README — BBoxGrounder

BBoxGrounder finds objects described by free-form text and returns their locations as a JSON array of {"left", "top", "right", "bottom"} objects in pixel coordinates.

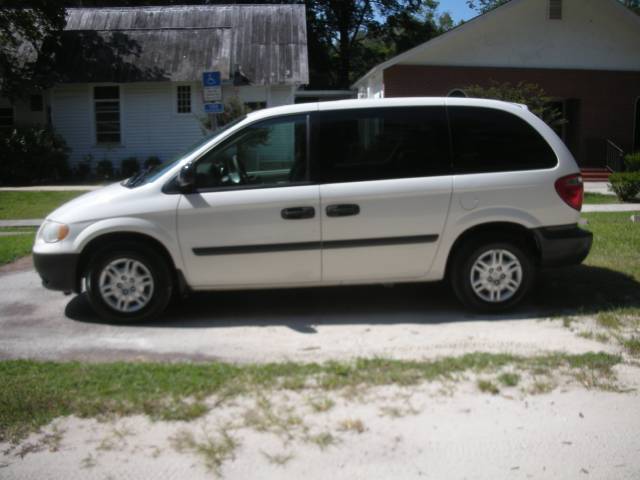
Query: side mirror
[{"left": 177, "top": 162, "right": 196, "bottom": 192}]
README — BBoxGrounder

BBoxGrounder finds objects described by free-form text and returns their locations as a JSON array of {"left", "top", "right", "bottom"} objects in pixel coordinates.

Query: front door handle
[
  {"left": 326, "top": 204, "right": 360, "bottom": 217},
  {"left": 281, "top": 206, "right": 316, "bottom": 220}
]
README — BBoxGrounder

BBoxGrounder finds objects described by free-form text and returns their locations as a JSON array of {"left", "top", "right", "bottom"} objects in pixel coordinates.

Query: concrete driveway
[{"left": 0, "top": 257, "right": 620, "bottom": 364}]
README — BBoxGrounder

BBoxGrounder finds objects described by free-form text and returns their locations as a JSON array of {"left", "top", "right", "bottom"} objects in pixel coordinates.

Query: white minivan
[{"left": 34, "top": 98, "right": 592, "bottom": 321}]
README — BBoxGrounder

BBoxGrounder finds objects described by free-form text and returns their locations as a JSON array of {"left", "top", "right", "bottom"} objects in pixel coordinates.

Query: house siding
[
  {"left": 384, "top": 65, "right": 640, "bottom": 166},
  {"left": 394, "top": 0, "right": 640, "bottom": 72},
  {"left": 52, "top": 82, "right": 296, "bottom": 167}
]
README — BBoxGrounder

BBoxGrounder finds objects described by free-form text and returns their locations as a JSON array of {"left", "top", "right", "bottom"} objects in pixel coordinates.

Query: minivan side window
[
  {"left": 194, "top": 114, "right": 307, "bottom": 190},
  {"left": 448, "top": 107, "right": 557, "bottom": 174},
  {"left": 313, "top": 107, "right": 450, "bottom": 183}
]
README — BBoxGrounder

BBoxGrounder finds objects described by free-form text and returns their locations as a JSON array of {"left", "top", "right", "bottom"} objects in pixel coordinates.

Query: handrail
[{"left": 605, "top": 139, "right": 625, "bottom": 173}]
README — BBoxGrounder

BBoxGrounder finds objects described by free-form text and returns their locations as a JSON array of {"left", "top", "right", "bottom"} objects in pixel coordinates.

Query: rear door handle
[
  {"left": 326, "top": 204, "right": 360, "bottom": 217},
  {"left": 281, "top": 206, "right": 316, "bottom": 220}
]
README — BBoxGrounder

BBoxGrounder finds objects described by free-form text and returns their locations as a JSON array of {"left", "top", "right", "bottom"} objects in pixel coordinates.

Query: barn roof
[{"left": 62, "top": 4, "right": 308, "bottom": 85}]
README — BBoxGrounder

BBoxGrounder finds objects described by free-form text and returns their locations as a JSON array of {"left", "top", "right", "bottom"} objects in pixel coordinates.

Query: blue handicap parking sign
[
  {"left": 204, "top": 102, "right": 224, "bottom": 114},
  {"left": 202, "top": 71, "right": 221, "bottom": 87}
]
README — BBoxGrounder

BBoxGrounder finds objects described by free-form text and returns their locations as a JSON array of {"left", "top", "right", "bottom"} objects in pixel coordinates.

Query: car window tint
[
  {"left": 313, "top": 107, "right": 450, "bottom": 183},
  {"left": 195, "top": 115, "right": 307, "bottom": 190},
  {"left": 448, "top": 106, "right": 557, "bottom": 174}
]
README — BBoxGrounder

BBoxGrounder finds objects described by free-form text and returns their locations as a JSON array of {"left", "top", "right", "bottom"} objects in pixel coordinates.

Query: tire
[
  {"left": 85, "top": 243, "right": 173, "bottom": 322},
  {"left": 450, "top": 239, "right": 535, "bottom": 312}
]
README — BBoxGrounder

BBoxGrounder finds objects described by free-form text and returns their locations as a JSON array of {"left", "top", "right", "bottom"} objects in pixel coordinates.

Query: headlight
[{"left": 40, "top": 221, "right": 70, "bottom": 243}]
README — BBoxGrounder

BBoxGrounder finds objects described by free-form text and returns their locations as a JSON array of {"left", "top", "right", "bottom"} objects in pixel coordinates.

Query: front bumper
[
  {"left": 33, "top": 253, "right": 80, "bottom": 293},
  {"left": 532, "top": 224, "right": 593, "bottom": 268}
]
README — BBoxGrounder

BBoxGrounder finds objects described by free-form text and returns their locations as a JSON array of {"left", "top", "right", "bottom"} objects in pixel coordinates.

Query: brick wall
[{"left": 384, "top": 65, "right": 640, "bottom": 166}]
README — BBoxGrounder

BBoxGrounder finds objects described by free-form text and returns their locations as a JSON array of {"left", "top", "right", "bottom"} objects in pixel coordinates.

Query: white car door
[
  {"left": 177, "top": 114, "right": 321, "bottom": 288},
  {"left": 314, "top": 105, "right": 453, "bottom": 282}
]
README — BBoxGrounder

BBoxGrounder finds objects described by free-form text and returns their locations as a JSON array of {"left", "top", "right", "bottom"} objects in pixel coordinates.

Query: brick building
[{"left": 352, "top": 0, "right": 640, "bottom": 168}]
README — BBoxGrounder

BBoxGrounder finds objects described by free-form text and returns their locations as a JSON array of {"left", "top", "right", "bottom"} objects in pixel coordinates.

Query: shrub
[
  {"left": 0, "top": 127, "right": 70, "bottom": 185},
  {"left": 74, "top": 162, "right": 91, "bottom": 180},
  {"left": 73, "top": 154, "right": 93, "bottom": 180},
  {"left": 624, "top": 152, "right": 640, "bottom": 172},
  {"left": 96, "top": 159, "right": 114, "bottom": 180},
  {"left": 144, "top": 156, "right": 162, "bottom": 169},
  {"left": 609, "top": 172, "right": 640, "bottom": 202},
  {"left": 120, "top": 157, "right": 140, "bottom": 178}
]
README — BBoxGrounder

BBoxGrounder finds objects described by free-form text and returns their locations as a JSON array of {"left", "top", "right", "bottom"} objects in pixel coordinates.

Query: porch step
[{"left": 581, "top": 168, "right": 611, "bottom": 182}]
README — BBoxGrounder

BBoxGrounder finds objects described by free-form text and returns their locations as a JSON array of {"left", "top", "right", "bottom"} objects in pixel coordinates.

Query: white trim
[
  {"left": 351, "top": 0, "right": 640, "bottom": 89},
  {"left": 92, "top": 83, "right": 123, "bottom": 147}
]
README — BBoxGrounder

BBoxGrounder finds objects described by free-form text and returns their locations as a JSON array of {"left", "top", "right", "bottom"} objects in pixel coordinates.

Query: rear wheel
[
  {"left": 85, "top": 244, "right": 173, "bottom": 322},
  {"left": 451, "top": 240, "right": 535, "bottom": 312}
]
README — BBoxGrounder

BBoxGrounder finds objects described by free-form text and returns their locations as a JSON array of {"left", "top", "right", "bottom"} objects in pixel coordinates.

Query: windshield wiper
[{"left": 124, "top": 166, "right": 152, "bottom": 188}]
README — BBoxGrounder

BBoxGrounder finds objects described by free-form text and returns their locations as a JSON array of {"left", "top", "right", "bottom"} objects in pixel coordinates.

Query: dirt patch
[
  {"left": 2, "top": 383, "right": 639, "bottom": 480},
  {"left": 2, "top": 302, "right": 37, "bottom": 318}
]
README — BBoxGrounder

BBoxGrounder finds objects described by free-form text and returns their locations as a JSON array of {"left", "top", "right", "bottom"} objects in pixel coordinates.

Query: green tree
[
  {"left": 0, "top": 1, "right": 67, "bottom": 100},
  {"left": 466, "top": 0, "right": 508, "bottom": 14},
  {"left": 305, "top": 1, "right": 444, "bottom": 88}
]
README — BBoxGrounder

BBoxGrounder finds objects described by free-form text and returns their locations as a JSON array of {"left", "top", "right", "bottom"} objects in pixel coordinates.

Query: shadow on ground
[{"left": 65, "top": 264, "right": 640, "bottom": 329}]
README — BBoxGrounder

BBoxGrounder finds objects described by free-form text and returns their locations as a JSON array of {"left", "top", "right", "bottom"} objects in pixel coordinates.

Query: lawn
[
  {"left": 0, "top": 191, "right": 85, "bottom": 220},
  {"left": 0, "top": 352, "right": 620, "bottom": 443},
  {"left": 583, "top": 212, "right": 640, "bottom": 279},
  {"left": 583, "top": 192, "right": 619, "bottom": 204},
  {"left": 0, "top": 231, "right": 36, "bottom": 265},
  {"left": 533, "top": 212, "right": 640, "bottom": 315}
]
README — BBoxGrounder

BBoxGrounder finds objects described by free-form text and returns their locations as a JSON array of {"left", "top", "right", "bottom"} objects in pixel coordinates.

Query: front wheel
[
  {"left": 85, "top": 244, "right": 173, "bottom": 322},
  {"left": 451, "top": 240, "right": 535, "bottom": 312}
]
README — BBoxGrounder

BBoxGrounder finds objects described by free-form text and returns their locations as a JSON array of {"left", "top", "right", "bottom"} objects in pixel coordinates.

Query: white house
[{"left": 1, "top": 4, "right": 309, "bottom": 169}]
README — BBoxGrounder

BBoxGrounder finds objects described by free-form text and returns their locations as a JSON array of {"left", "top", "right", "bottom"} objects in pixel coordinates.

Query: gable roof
[
  {"left": 352, "top": 0, "right": 640, "bottom": 89},
  {"left": 62, "top": 4, "right": 308, "bottom": 85}
]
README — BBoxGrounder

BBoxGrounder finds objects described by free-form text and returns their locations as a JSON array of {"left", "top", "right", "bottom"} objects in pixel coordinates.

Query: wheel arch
[
  {"left": 444, "top": 221, "right": 541, "bottom": 279},
  {"left": 75, "top": 231, "right": 185, "bottom": 295}
]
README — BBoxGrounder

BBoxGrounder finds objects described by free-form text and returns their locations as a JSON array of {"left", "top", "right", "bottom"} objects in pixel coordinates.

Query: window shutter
[{"left": 549, "top": 0, "right": 562, "bottom": 20}]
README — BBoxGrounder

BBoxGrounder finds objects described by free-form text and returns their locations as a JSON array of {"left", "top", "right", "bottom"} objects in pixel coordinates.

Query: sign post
[{"left": 202, "top": 71, "right": 223, "bottom": 129}]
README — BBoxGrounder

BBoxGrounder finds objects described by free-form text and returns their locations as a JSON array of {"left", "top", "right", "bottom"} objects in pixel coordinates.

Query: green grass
[
  {"left": 622, "top": 337, "right": 640, "bottom": 356},
  {"left": 497, "top": 372, "right": 520, "bottom": 387},
  {"left": 477, "top": 379, "right": 499, "bottom": 394},
  {"left": 0, "top": 191, "right": 84, "bottom": 220},
  {"left": 0, "top": 232, "right": 35, "bottom": 265},
  {"left": 583, "top": 192, "right": 620, "bottom": 204},
  {"left": 0, "top": 352, "right": 621, "bottom": 443},
  {"left": 537, "top": 212, "right": 640, "bottom": 314},
  {"left": 584, "top": 212, "right": 640, "bottom": 279}
]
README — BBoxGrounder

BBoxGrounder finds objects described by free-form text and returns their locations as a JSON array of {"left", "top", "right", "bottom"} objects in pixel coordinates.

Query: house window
[
  {"left": 0, "top": 107, "right": 13, "bottom": 129},
  {"left": 30, "top": 94, "right": 43, "bottom": 112},
  {"left": 549, "top": 0, "right": 562, "bottom": 20},
  {"left": 94, "top": 86, "right": 121, "bottom": 144},
  {"left": 177, "top": 85, "right": 191, "bottom": 113}
]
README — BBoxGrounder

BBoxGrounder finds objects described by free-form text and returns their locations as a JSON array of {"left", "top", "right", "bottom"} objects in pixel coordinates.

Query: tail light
[{"left": 555, "top": 173, "right": 584, "bottom": 211}]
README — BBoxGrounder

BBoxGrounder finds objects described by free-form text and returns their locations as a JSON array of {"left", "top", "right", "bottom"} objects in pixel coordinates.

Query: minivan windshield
[{"left": 124, "top": 115, "right": 247, "bottom": 188}]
